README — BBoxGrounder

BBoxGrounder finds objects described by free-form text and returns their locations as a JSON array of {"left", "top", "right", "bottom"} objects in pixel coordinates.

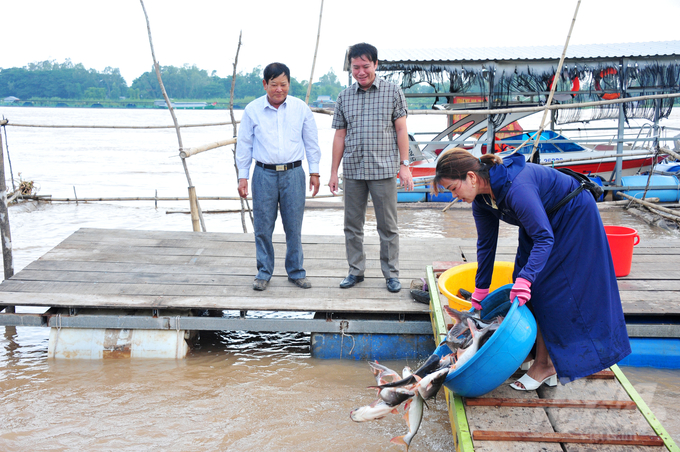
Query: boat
[
  {"left": 406, "top": 112, "right": 665, "bottom": 183},
  {"left": 310, "top": 95, "right": 335, "bottom": 110},
  {"left": 154, "top": 100, "right": 211, "bottom": 110}
]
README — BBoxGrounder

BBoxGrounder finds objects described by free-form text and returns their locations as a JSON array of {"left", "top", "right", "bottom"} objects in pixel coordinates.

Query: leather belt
[{"left": 256, "top": 160, "right": 302, "bottom": 171}]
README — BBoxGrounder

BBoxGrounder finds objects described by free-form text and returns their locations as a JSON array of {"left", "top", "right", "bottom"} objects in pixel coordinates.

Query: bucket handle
[{"left": 633, "top": 233, "right": 640, "bottom": 246}]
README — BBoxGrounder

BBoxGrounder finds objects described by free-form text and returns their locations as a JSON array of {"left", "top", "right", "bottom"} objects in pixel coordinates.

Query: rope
[
  {"left": 175, "top": 315, "right": 182, "bottom": 360},
  {"left": 5, "top": 121, "right": 239, "bottom": 129},
  {"left": 1, "top": 121, "right": 15, "bottom": 193},
  {"left": 51, "top": 313, "right": 62, "bottom": 358},
  {"left": 339, "top": 320, "right": 355, "bottom": 358}
]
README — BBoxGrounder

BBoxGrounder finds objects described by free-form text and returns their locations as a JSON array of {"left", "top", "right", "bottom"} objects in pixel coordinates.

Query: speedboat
[{"left": 407, "top": 112, "right": 663, "bottom": 182}]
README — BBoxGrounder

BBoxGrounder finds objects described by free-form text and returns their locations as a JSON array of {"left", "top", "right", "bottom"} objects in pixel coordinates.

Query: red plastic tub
[{"left": 604, "top": 225, "right": 640, "bottom": 277}]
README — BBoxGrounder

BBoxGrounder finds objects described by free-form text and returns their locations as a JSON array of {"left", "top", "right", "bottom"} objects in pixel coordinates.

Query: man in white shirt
[{"left": 236, "top": 63, "right": 321, "bottom": 291}]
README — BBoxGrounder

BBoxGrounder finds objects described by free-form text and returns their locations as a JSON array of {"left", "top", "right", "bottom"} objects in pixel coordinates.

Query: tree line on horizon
[{"left": 0, "top": 59, "right": 347, "bottom": 104}]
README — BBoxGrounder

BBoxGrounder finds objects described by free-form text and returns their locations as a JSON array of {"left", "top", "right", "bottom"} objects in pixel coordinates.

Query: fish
[
  {"left": 414, "top": 367, "right": 450, "bottom": 400},
  {"left": 367, "top": 361, "right": 415, "bottom": 406},
  {"left": 376, "top": 354, "right": 440, "bottom": 389},
  {"left": 453, "top": 319, "right": 495, "bottom": 369},
  {"left": 350, "top": 399, "right": 400, "bottom": 422},
  {"left": 438, "top": 353, "right": 456, "bottom": 368},
  {"left": 390, "top": 395, "right": 424, "bottom": 451},
  {"left": 390, "top": 367, "right": 425, "bottom": 451},
  {"left": 368, "top": 361, "right": 401, "bottom": 385}
]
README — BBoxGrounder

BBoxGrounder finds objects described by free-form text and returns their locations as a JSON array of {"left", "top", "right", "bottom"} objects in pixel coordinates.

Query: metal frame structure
[{"left": 0, "top": 308, "right": 432, "bottom": 335}]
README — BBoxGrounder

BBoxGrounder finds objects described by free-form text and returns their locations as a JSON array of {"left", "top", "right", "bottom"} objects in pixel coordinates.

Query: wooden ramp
[{"left": 425, "top": 266, "right": 678, "bottom": 452}]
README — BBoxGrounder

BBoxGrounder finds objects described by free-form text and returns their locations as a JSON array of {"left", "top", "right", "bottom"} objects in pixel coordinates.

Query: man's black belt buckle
[{"left": 257, "top": 160, "right": 301, "bottom": 171}]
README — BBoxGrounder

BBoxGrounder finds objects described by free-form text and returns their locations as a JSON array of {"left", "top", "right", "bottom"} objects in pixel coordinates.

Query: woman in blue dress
[{"left": 433, "top": 149, "right": 630, "bottom": 389}]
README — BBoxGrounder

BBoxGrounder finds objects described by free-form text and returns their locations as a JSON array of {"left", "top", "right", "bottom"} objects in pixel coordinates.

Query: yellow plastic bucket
[{"left": 438, "top": 261, "right": 515, "bottom": 310}]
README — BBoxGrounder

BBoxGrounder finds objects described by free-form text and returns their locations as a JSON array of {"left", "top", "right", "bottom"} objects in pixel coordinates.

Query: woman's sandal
[{"left": 510, "top": 373, "right": 557, "bottom": 391}]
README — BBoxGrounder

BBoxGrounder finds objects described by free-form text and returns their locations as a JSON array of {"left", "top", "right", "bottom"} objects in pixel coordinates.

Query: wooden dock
[{"left": 0, "top": 227, "right": 678, "bottom": 337}]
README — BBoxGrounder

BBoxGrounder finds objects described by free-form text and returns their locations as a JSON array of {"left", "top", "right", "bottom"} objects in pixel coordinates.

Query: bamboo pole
[
  {"left": 140, "top": 0, "right": 206, "bottom": 232},
  {"left": 309, "top": 107, "right": 334, "bottom": 116},
  {"left": 616, "top": 192, "right": 680, "bottom": 220},
  {"left": 180, "top": 138, "right": 238, "bottom": 158},
  {"left": 229, "top": 31, "right": 254, "bottom": 233},
  {"left": 646, "top": 205, "right": 680, "bottom": 224},
  {"left": 0, "top": 121, "right": 15, "bottom": 313},
  {"left": 188, "top": 186, "right": 201, "bottom": 231},
  {"left": 18, "top": 193, "right": 341, "bottom": 202},
  {"left": 305, "top": 0, "right": 324, "bottom": 105},
  {"left": 525, "top": 0, "right": 581, "bottom": 160},
  {"left": 659, "top": 145, "right": 680, "bottom": 161}
]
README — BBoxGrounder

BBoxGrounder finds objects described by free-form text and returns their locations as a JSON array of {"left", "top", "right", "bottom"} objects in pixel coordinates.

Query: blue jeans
[{"left": 251, "top": 164, "right": 306, "bottom": 281}]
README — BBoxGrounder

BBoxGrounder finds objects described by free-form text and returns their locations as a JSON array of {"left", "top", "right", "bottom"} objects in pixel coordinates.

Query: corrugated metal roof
[{"left": 377, "top": 40, "right": 680, "bottom": 65}]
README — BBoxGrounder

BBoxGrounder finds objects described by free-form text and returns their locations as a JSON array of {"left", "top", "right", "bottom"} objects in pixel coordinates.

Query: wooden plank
[
  {"left": 537, "top": 374, "right": 666, "bottom": 452},
  {"left": 587, "top": 370, "right": 616, "bottom": 379},
  {"left": 0, "top": 291, "right": 433, "bottom": 313},
  {"left": 37, "top": 247, "right": 455, "bottom": 269},
  {"left": 428, "top": 266, "right": 475, "bottom": 452},
  {"left": 611, "top": 365, "right": 680, "bottom": 452},
  {"left": 465, "top": 383, "right": 562, "bottom": 452},
  {"left": 472, "top": 431, "right": 664, "bottom": 446},
  {"left": 616, "top": 279, "right": 680, "bottom": 291},
  {"left": 464, "top": 398, "right": 637, "bottom": 410},
  {"left": 0, "top": 279, "right": 433, "bottom": 301},
  {"left": 62, "top": 231, "right": 474, "bottom": 255},
  {"left": 68, "top": 228, "right": 481, "bottom": 252},
  {"left": 24, "top": 256, "right": 435, "bottom": 275}
]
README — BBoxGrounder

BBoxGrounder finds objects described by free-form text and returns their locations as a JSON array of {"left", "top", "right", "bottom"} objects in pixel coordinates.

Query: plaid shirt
[{"left": 332, "top": 78, "right": 407, "bottom": 180}]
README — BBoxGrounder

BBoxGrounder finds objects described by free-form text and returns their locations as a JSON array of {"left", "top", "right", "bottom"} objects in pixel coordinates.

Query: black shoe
[
  {"left": 386, "top": 278, "right": 401, "bottom": 293},
  {"left": 340, "top": 274, "right": 364, "bottom": 289},
  {"left": 410, "top": 289, "right": 430, "bottom": 304}
]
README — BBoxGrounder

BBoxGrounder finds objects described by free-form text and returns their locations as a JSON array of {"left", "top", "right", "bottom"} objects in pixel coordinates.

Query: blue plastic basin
[{"left": 434, "top": 284, "right": 537, "bottom": 397}]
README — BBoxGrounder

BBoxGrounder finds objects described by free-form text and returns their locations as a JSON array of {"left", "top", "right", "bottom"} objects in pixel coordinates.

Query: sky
[{"left": 2, "top": 0, "right": 680, "bottom": 86}]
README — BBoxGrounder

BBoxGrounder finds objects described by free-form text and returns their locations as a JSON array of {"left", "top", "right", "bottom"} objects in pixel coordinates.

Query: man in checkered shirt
[{"left": 329, "top": 42, "right": 414, "bottom": 293}]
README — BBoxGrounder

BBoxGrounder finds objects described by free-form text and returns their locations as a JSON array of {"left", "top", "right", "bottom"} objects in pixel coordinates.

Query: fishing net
[{"left": 379, "top": 61, "right": 680, "bottom": 124}]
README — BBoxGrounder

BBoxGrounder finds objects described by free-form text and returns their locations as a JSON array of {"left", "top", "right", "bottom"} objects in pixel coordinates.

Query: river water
[{"left": 0, "top": 106, "right": 678, "bottom": 450}]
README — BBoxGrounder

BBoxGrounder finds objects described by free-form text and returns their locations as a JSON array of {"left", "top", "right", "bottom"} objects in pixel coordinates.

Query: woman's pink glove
[
  {"left": 470, "top": 288, "right": 490, "bottom": 310},
  {"left": 510, "top": 277, "right": 532, "bottom": 306}
]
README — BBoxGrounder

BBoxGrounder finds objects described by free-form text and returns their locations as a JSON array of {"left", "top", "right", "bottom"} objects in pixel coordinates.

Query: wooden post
[
  {"left": 614, "top": 58, "right": 626, "bottom": 185},
  {"left": 527, "top": 0, "right": 581, "bottom": 161},
  {"left": 140, "top": 0, "right": 206, "bottom": 232},
  {"left": 0, "top": 122, "right": 15, "bottom": 313},
  {"left": 188, "top": 186, "right": 200, "bottom": 232},
  {"left": 305, "top": 0, "right": 324, "bottom": 105},
  {"left": 229, "top": 31, "right": 254, "bottom": 232}
]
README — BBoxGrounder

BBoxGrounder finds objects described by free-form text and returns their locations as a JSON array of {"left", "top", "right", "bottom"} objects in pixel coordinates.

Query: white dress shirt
[{"left": 236, "top": 94, "right": 321, "bottom": 179}]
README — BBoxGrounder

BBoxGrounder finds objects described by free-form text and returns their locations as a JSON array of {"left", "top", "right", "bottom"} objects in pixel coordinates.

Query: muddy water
[{"left": 0, "top": 107, "right": 679, "bottom": 450}]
